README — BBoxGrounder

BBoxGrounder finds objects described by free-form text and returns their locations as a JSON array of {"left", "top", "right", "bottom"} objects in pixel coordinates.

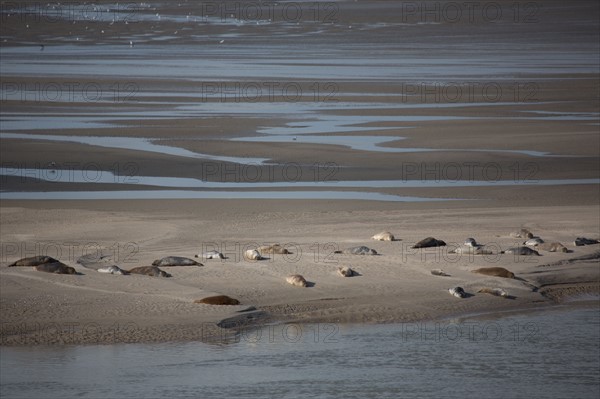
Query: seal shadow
[
  {"left": 505, "top": 295, "right": 517, "bottom": 300},
  {"left": 463, "top": 292, "right": 475, "bottom": 298},
  {"left": 305, "top": 281, "right": 316, "bottom": 288}
]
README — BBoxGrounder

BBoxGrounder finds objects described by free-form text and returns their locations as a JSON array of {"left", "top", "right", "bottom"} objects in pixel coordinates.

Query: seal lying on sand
[
  {"left": 128, "top": 266, "right": 171, "bottom": 277},
  {"left": 194, "top": 295, "right": 240, "bottom": 305},
  {"left": 195, "top": 250, "right": 225, "bottom": 259},
  {"left": 501, "top": 247, "right": 540, "bottom": 256},
  {"left": 334, "top": 246, "right": 378, "bottom": 255},
  {"left": 574, "top": 237, "right": 600, "bottom": 246},
  {"left": 471, "top": 267, "right": 515, "bottom": 279},
  {"left": 9, "top": 256, "right": 59, "bottom": 267},
  {"left": 524, "top": 238, "right": 544, "bottom": 246},
  {"left": 477, "top": 287, "right": 509, "bottom": 298},
  {"left": 431, "top": 269, "right": 451, "bottom": 277},
  {"left": 537, "top": 242, "right": 568, "bottom": 253},
  {"left": 35, "top": 262, "right": 76, "bottom": 274},
  {"left": 371, "top": 232, "right": 396, "bottom": 241},
  {"left": 98, "top": 265, "right": 128, "bottom": 275},
  {"left": 337, "top": 266, "right": 358, "bottom": 277},
  {"left": 244, "top": 249, "right": 263, "bottom": 261},
  {"left": 412, "top": 237, "right": 446, "bottom": 248},
  {"left": 448, "top": 287, "right": 466, "bottom": 298},
  {"left": 286, "top": 274, "right": 307, "bottom": 287},
  {"left": 464, "top": 238, "right": 480, "bottom": 247},
  {"left": 257, "top": 244, "right": 291, "bottom": 255},
  {"left": 510, "top": 229, "right": 534, "bottom": 239},
  {"left": 449, "top": 246, "right": 494, "bottom": 255},
  {"left": 152, "top": 257, "right": 202, "bottom": 266}
]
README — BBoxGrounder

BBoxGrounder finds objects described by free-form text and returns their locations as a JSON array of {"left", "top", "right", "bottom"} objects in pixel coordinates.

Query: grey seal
[
  {"left": 97, "top": 265, "right": 128, "bottom": 275},
  {"left": 337, "top": 266, "right": 358, "bottom": 277},
  {"left": 371, "top": 232, "right": 396, "bottom": 241},
  {"left": 152, "top": 257, "right": 202, "bottom": 266},
  {"left": 334, "top": 246, "right": 378, "bottom": 255},
  {"left": 9, "top": 256, "right": 59, "bottom": 267},
  {"left": 35, "top": 262, "right": 76, "bottom": 274},
  {"left": 412, "top": 237, "right": 446, "bottom": 249},
  {"left": 524, "top": 237, "right": 544, "bottom": 246},
  {"left": 471, "top": 267, "right": 515, "bottom": 279},
  {"left": 196, "top": 250, "right": 225, "bottom": 259},
  {"left": 450, "top": 246, "right": 494, "bottom": 255},
  {"left": 510, "top": 229, "right": 534, "bottom": 239},
  {"left": 257, "top": 244, "right": 291, "bottom": 255},
  {"left": 128, "top": 266, "right": 171, "bottom": 277},
  {"left": 537, "top": 242, "right": 568, "bottom": 253},
  {"left": 448, "top": 287, "right": 467, "bottom": 298},
  {"left": 244, "top": 249, "right": 263, "bottom": 260},
  {"left": 574, "top": 237, "right": 600, "bottom": 246},
  {"left": 464, "top": 238, "right": 479, "bottom": 247},
  {"left": 286, "top": 274, "right": 307, "bottom": 287},
  {"left": 195, "top": 295, "right": 240, "bottom": 305},
  {"left": 431, "top": 269, "right": 451, "bottom": 277},
  {"left": 501, "top": 247, "right": 540, "bottom": 256}
]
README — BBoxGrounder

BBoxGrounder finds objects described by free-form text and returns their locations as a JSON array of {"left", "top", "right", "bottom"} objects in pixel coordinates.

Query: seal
[
  {"left": 244, "top": 249, "right": 263, "bottom": 261},
  {"left": 152, "top": 257, "right": 202, "bottom": 266},
  {"left": 477, "top": 287, "right": 509, "bottom": 298},
  {"left": 537, "top": 242, "right": 568, "bottom": 253},
  {"left": 471, "top": 267, "right": 515, "bottom": 279},
  {"left": 524, "top": 237, "right": 544, "bottom": 246},
  {"left": 574, "top": 237, "right": 600, "bottom": 246},
  {"left": 431, "top": 269, "right": 451, "bottom": 277},
  {"left": 286, "top": 274, "right": 307, "bottom": 287},
  {"left": 195, "top": 250, "right": 225, "bottom": 259},
  {"left": 464, "top": 238, "right": 480, "bottom": 248},
  {"left": 35, "top": 262, "right": 76, "bottom": 274},
  {"left": 412, "top": 237, "right": 446, "bottom": 249},
  {"left": 510, "top": 228, "right": 534, "bottom": 239},
  {"left": 97, "top": 265, "right": 128, "bottom": 275},
  {"left": 371, "top": 232, "right": 396, "bottom": 241},
  {"left": 8, "top": 256, "right": 59, "bottom": 267},
  {"left": 127, "top": 266, "right": 171, "bottom": 277},
  {"left": 448, "top": 287, "right": 466, "bottom": 298},
  {"left": 194, "top": 295, "right": 240, "bottom": 305},
  {"left": 337, "top": 266, "right": 358, "bottom": 277},
  {"left": 334, "top": 246, "right": 378, "bottom": 255},
  {"left": 257, "top": 244, "right": 291, "bottom": 255},
  {"left": 501, "top": 247, "right": 540, "bottom": 256},
  {"left": 450, "top": 246, "right": 494, "bottom": 255}
]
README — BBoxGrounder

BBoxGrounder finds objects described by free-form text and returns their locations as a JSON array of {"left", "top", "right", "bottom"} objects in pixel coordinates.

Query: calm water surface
[{"left": 1, "top": 305, "right": 598, "bottom": 399}]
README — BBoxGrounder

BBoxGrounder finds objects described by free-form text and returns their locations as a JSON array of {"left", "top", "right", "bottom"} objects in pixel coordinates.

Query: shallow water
[{"left": 1, "top": 305, "right": 598, "bottom": 399}]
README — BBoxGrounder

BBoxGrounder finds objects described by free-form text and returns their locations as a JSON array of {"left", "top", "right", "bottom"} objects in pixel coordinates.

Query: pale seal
[
  {"left": 286, "top": 274, "right": 307, "bottom": 287},
  {"left": 524, "top": 237, "right": 544, "bottom": 246},
  {"left": 574, "top": 237, "right": 600, "bottom": 246},
  {"left": 431, "top": 269, "right": 451, "bottom": 277},
  {"left": 334, "top": 246, "right": 378, "bottom": 255},
  {"left": 448, "top": 287, "right": 466, "bottom": 298},
  {"left": 97, "top": 265, "right": 128, "bottom": 275},
  {"left": 152, "top": 257, "right": 202, "bottom": 266},
  {"left": 337, "top": 266, "right": 358, "bottom": 277},
  {"left": 195, "top": 250, "right": 225, "bottom": 259},
  {"left": 412, "top": 237, "right": 446, "bottom": 249},
  {"left": 127, "top": 266, "right": 171, "bottom": 277},
  {"left": 8, "top": 256, "right": 59, "bottom": 267},
  {"left": 537, "top": 242, "right": 568, "bottom": 253},
  {"left": 510, "top": 229, "right": 534, "bottom": 239},
  {"left": 501, "top": 247, "right": 540, "bottom": 256},
  {"left": 244, "top": 249, "right": 263, "bottom": 261},
  {"left": 471, "top": 267, "right": 515, "bottom": 279},
  {"left": 35, "top": 262, "right": 76, "bottom": 274},
  {"left": 257, "top": 244, "right": 291, "bottom": 255},
  {"left": 449, "top": 246, "right": 494, "bottom": 255},
  {"left": 464, "top": 238, "right": 479, "bottom": 247},
  {"left": 371, "top": 232, "right": 396, "bottom": 241},
  {"left": 477, "top": 287, "right": 509, "bottom": 298},
  {"left": 194, "top": 295, "right": 240, "bottom": 305}
]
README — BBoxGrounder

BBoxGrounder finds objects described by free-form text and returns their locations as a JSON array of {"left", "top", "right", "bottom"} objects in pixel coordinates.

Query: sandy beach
[{"left": 1, "top": 0, "right": 599, "bottom": 346}]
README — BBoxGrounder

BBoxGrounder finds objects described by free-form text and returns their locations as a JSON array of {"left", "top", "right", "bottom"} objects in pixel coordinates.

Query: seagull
[
  {"left": 129, "top": 40, "right": 134, "bottom": 47},
  {"left": 219, "top": 39, "right": 225, "bottom": 44},
  {"left": 40, "top": 44, "right": 44, "bottom": 51}
]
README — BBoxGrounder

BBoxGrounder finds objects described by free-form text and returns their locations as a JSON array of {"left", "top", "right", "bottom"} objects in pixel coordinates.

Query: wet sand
[{"left": 1, "top": 0, "right": 599, "bottom": 345}]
